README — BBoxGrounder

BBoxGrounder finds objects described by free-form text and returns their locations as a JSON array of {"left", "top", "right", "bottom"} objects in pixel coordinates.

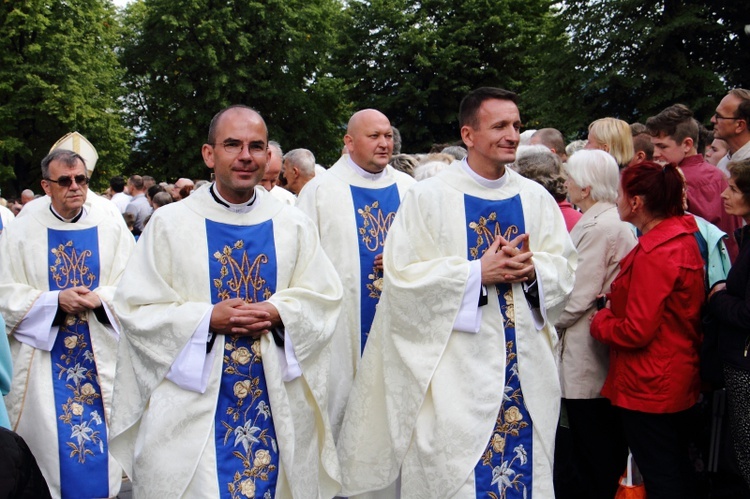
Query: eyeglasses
[
  {"left": 212, "top": 140, "right": 267, "bottom": 157},
  {"left": 713, "top": 112, "right": 741, "bottom": 121},
  {"left": 44, "top": 174, "right": 89, "bottom": 187}
]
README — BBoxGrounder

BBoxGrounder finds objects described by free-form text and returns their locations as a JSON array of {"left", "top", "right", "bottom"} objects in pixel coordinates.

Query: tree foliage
[
  {"left": 525, "top": 0, "right": 748, "bottom": 138},
  {"left": 0, "top": 0, "right": 131, "bottom": 196},
  {"left": 335, "top": 0, "right": 555, "bottom": 152},
  {"left": 120, "top": 0, "right": 348, "bottom": 179}
]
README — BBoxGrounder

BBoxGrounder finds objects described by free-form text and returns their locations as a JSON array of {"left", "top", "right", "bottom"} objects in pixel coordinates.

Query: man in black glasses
[
  {"left": 712, "top": 88, "right": 750, "bottom": 171},
  {"left": 0, "top": 149, "right": 136, "bottom": 498},
  {"left": 109, "top": 105, "right": 343, "bottom": 498}
]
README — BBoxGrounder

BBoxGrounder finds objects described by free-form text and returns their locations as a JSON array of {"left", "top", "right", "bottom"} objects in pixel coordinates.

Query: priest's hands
[
  {"left": 58, "top": 286, "right": 102, "bottom": 314},
  {"left": 480, "top": 234, "right": 536, "bottom": 285},
  {"left": 210, "top": 299, "right": 282, "bottom": 338}
]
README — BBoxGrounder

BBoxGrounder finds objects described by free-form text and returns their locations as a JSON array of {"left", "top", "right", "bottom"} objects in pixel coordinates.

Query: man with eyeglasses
[
  {"left": 647, "top": 103, "right": 743, "bottom": 260},
  {"left": 712, "top": 88, "right": 750, "bottom": 172},
  {"left": 109, "top": 104, "right": 343, "bottom": 498},
  {"left": 296, "top": 109, "right": 416, "bottom": 442},
  {"left": 0, "top": 148, "right": 136, "bottom": 498}
]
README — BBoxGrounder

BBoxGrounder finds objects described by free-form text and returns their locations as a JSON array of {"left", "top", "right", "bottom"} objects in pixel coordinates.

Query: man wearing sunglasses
[{"left": 0, "top": 149, "right": 136, "bottom": 498}]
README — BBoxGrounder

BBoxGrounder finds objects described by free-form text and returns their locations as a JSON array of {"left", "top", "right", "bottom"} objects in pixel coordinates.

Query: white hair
[
  {"left": 414, "top": 161, "right": 447, "bottom": 181},
  {"left": 564, "top": 149, "right": 619, "bottom": 203}
]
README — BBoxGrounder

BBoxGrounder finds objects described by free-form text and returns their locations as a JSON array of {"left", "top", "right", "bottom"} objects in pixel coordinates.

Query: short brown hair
[
  {"left": 728, "top": 158, "right": 750, "bottom": 205},
  {"left": 646, "top": 104, "right": 698, "bottom": 145}
]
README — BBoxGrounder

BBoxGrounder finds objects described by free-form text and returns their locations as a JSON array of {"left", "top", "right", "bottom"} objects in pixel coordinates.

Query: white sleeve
[
  {"left": 100, "top": 300, "right": 120, "bottom": 341},
  {"left": 277, "top": 330, "right": 302, "bottom": 382},
  {"left": 166, "top": 309, "right": 216, "bottom": 393},
  {"left": 453, "top": 260, "right": 483, "bottom": 333},
  {"left": 14, "top": 291, "right": 60, "bottom": 351}
]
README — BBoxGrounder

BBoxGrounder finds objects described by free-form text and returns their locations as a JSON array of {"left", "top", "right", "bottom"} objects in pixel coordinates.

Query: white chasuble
[
  {"left": 296, "top": 157, "right": 415, "bottom": 438},
  {"left": 0, "top": 203, "right": 135, "bottom": 499},
  {"left": 338, "top": 164, "right": 576, "bottom": 498},
  {"left": 110, "top": 186, "right": 343, "bottom": 499}
]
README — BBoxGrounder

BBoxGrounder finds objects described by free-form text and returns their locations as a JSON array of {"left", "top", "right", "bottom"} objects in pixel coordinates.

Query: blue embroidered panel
[
  {"left": 463, "top": 195, "right": 534, "bottom": 499},
  {"left": 350, "top": 184, "right": 401, "bottom": 354},
  {"left": 206, "top": 220, "right": 279, "bottom": 499},
  {"left": 47, "top": 227, "right": 109, "bottom": 499}
]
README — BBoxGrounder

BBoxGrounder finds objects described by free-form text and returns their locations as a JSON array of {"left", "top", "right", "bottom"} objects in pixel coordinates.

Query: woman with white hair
[{"left": 555, "top": 149, "right": 638, "bottom": 499}]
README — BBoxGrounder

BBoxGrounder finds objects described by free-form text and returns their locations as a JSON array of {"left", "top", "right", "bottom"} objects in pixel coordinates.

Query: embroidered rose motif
[
  {"left": 231, "top": 347, "right": 252, "bottom": 365},
  {"left": 80, "top": 383, "right": 96, "bottom": 397},
  {"left": 65, "top": 315, "right": 77, "bottom": 326},
  {"left": 251, "top": 340, "right": 261, "bottom": 358},
  {"left": 504, "top": 406, "right": 523, "bottom": 424},
  {"left": 491, "top": 434, "right": 506, "bottom": 453},
  {"left": 240, "top": 479, "right": 255, "bottom": 497},
  {"left": 234, "top": 380, "right": 252, "bottom": 399},
  {"left": 71, "top": 403, "right": 84, "bottom": 416},
  {"left": 64, "top": 335, "right": 78, "bottom": 349},
  {"left": 254, "top": 449, "right": 272, "bottom": 468}
]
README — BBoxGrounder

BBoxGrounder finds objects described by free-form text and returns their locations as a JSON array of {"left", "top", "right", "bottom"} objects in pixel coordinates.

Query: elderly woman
[
  {"left": 585, "top": 118, "right": 634, "bottom": 169},
  {"left": 708, "top": 158, "right": 750, "bottom": 488},
  {"left": 555, "top": 150, "right": 637, "bottom": 498},
  {"left": 591, "top": 161, "right": 704, "bottom": 499}
]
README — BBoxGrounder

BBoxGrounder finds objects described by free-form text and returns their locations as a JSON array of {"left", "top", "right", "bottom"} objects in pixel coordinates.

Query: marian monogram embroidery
[
  {"left": 50, "top": 241, "right": 96, "bottom": 289},
  {"left": 213, "top": 241, "right": 272, "bottom": 303},
  {"left": 210, "top": 236, "right": 278, "bottom": 499},
  {"left": 357, "top": 200, "right": 396, "bottom": 253},
  {"left": 468, "top": 212, "right": 520, "bottom": 260}
]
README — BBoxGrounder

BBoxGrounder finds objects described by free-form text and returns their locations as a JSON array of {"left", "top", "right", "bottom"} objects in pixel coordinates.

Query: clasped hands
[
  {"left": 210, "top": 299, "right": 281, "bottom": 338},
  {"left": 58, "top": 286, "right": 102, "bottom": 315},
  {"left": 480, "top": 234, "right": 535, "bottom": 285}
]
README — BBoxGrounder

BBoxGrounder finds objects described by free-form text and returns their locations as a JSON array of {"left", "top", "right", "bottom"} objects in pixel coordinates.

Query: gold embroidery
[
  {"left": 50, "top": 241, "right": 96, "bottom": 289},
  {"left": 213, "top": 241, "right": 272, "bottom": 303},
  {"left": 468, "top": 213, "right": 519, "bottom": 260},
  {"left": 366, "top": 266, "right": 384, "bottom": 299},
  {"left": 357, "top": 201, "right": 396, "bottom": 252}
]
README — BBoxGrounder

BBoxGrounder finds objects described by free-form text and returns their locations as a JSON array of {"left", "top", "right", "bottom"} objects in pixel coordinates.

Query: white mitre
[{"left": 49, "top": 132, "right": 99, "bottom": 176}]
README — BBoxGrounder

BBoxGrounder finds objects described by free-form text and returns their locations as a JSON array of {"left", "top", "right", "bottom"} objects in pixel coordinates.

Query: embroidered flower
[
  {"left": 256, "top": 401, "right": 271, "bottom": 420},
  {"left": 234, "top": 421, "right": 260, "bottom": 453},
  {"left": 64, "top": 335, "right": 78, "bottom": 349},
  {"left": 66, "top": 364, "right": 87, "bottom": 384},
  {"left": 251, "top": 340, "right": 261, "bottom": 358},
  {"left": 253, "top": 449, "right": 272, "bottom": 468},
  {"left": 65, "top": 315, "right": 77, "bottom": 326},
  {"left": 71, "top": 421, "right": 93, "bottom": 446},
  {"left": 233, "top": 380, "right": 252, "bottom": 399},
  {"left": 91, "top": 410, "right": 102, "bottom": 425},
  {"left": 514, "top": 444, "right": 528, "bottom": 465},
  {"left": 80, "top": 383, "right": 96, "bottom": 397},
  {"left": 491, "top": 434, "right": 506, "bottom": 454},
  {"left": 240, "top": 479, "right": 255, "bottom": 498},
  {"left": 491, "top": 461, "right": 515, "bottom": 489},
  {"left": 504, "top": 406, "right": 523, "bottom": 424},
  {"left": 71, "top": 403, "right": 84, "bottom": 416},
  {"left": 231, "top": 347, "right": 252, "bottom": 365}
]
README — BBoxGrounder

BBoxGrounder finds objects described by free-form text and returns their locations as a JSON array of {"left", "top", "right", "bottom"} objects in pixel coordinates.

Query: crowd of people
[{"left": 0, "top": 86, "right": 749, "bottom": 499}]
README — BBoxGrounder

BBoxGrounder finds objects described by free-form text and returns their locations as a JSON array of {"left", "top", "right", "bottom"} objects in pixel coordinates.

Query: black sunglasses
[{"left": 44, "top": 175, "right": 89, "bottom": 188}]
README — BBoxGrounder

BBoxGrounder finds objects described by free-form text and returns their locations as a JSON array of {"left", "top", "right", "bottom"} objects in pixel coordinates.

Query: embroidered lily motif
[{"left": 234, "top": 421, "right": 261, "bottom": 453}]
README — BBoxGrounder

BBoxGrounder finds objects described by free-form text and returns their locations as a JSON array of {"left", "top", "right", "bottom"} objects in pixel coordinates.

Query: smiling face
[
  {"left": 345, "top": 109, "right": 393, "bottom": 174},
  {"left": 202, "top": 108, "right": 270, "bottom": 204},
  {"left": 42, "top": 158, "right": 88, "bottom": 219},
  {"left": 461, "top": 98, "right": 520, "bottom": 179}
]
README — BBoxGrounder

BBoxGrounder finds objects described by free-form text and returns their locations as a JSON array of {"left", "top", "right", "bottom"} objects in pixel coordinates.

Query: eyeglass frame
[
  {"left": 210, "top": 140, "right": 268, "bottom": 157},
  {"left": 43, "top": 174, "right": 90, "bottom": 188},
  {"left": 713, "top": 112, "right": 743, "bottom": 121}
]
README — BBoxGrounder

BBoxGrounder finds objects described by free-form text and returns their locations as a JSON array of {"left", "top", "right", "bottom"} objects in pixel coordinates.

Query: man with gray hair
[
  {"left": 280, "top": 148, "right": 316, "bottom": 196},
  {"left": 262, "top": 141, "right": 296, "bottom": 205},
  {"left": 713, "top": 88, "right": 750, "bottom": 167},
  {"left": 0, "top": 149, "right": 135, "bottom": 498}
]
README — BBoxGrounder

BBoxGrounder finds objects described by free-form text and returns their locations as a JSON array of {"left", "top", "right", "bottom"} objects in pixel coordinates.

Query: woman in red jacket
[{"left": 591, "top": 161, "right": 704, "bottom": 499}]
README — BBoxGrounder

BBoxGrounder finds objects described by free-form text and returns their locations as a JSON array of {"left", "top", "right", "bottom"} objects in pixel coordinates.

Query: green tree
[
  {"left": 335, "top": 0, "right": 555, "bottom": 152},
  {"left": 120, "top": 0, "right": 349, "bottom": 180},
  {"left": 525, "top": 0, "right": 747, "bottom": 137},
  {"left": 0, "top": 0, "right": 131, "bottom": 196}
]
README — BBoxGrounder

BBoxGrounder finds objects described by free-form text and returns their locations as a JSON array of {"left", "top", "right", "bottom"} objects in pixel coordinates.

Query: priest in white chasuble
[
  {"left": 0, "top": 149, "right": 135, "bottom": 498},
  {"left": 109, "top": 105, "right": 343, "bottom": 499},
  {"left": 338, "top": 88, "right": 577, "bottom": 498},
  {"left": 296, "top": 109, "right": 415, "bottom": 439}
]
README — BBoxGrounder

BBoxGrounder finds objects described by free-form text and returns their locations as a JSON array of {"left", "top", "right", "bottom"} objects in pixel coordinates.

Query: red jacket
[{"left": 591, "top": 215, "right": 704, "bottom": 413}]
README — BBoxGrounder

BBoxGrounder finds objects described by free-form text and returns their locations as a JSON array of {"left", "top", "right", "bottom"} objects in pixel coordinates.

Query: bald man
[{"left": 297, "top": 109, "right": 416, "bottom": 439}]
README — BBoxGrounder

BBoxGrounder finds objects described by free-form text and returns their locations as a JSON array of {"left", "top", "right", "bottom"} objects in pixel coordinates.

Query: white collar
[
  {"left": 346, "top": 155, "right": 387, "bottom": 181},
  {"left": 210, "top": 183, "right": 258, "bottom": 214},
  {"left": 461, "top": 158, "right": 508, "bottom": 189}
]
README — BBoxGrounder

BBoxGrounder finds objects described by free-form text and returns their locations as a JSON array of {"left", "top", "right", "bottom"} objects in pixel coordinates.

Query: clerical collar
[
  {"left": 346, "top": 155, "right": 387, "bottom": 181},
  {"left": 461, "top": 158, "right": 508, "bottom": 189},
  {"left": 49, "top": 204, "right": 86, "bottom": 223},
  {"left": 209, "top": 183, "right": 257, "bottom": 214}
]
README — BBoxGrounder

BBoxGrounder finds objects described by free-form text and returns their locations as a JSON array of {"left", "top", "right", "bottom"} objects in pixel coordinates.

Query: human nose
[
  {"left": 721, "top": 187, "right": 730, "bottom": 200},
  {"left": 710, "top": 113, "right": 718, "bottom": 125}
]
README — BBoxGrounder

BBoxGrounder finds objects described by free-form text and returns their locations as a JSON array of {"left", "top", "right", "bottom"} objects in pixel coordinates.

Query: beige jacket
[{"left": 556, "top": 202, "right": 637, "bottom": 399}]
